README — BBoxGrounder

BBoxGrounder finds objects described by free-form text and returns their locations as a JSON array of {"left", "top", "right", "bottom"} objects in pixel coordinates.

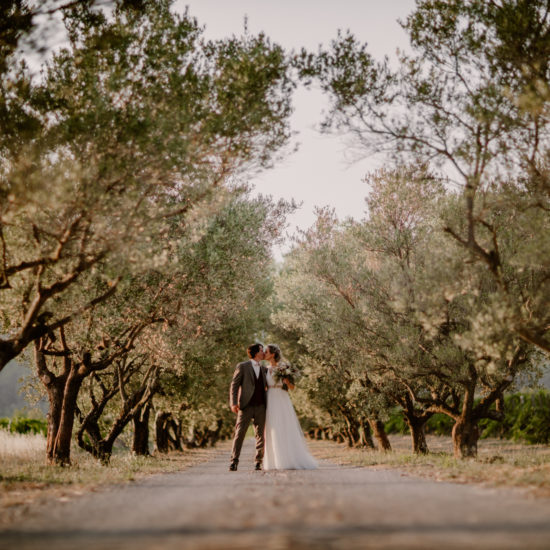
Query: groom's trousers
[{"left": 230, "top": 404, "right": 266, "bottom": 463}]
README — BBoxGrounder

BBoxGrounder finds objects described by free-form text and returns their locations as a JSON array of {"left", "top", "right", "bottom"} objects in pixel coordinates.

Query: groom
[{"left": 229, "top": 343, "right": 267, "bottom": 471}]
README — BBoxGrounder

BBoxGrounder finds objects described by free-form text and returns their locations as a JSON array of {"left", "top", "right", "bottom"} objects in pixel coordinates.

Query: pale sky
[{"left": 174, "top": 0, "right": 416, "bottom": 257}]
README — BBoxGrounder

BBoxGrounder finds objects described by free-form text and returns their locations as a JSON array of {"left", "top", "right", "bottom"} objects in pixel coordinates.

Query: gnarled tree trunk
[
  {"left": 77, "top": 368, "right": 157, "bottom": 464},
  {"left": 132, "top": 403, "right": 151, "bottom": 456},
  {"left": 368, "top": 418, "right": 392, "bottom": 451},
  {"left": 35, "top": 343, "right": 66, "bottom": 462},
  {"left": 185, "top": 419, "right": 224, "bottom": 448},
  {"left": 155, "top": 411, "right": 182, "bottom": 453},
  {"left": 343, "top": 414, "right": 362, "bottom": 447},
  {"left": 359, "top": 418, "right": 376, "bottom": 449},
  {"left": 35, "top": 338, "right": 84, "bottom": 466},
  {"left": 403, "top": 413, "right": 430, "bottom": 454},
  {"left": 451, "top": 381, "right": 479, "bottom": 458},
  {"left": 51, "top": 367, "right": 85, "bottom": 465},
  {"left": 308, "top": 427, "right": 324, "bottom": 440},
  {"left": 452, "top": 418, "right": 479, "bottom": 458}
]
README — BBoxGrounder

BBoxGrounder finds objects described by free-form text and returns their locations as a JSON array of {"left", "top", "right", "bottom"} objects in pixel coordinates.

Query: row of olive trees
[
  {"left": 32, "top": 193, "right": 289, "bottom": 464},
  {"left": 1, "top": 1, "right": 295, "bottom": 464},
  {"left": 273, "top": 0, "right": 550, "bottom": 459},
  {"left": 273, "top": 167, "right": 539, "bottom": 458},
  {"left": 296, "top": 0, "right": 550, "bottom": 356}
]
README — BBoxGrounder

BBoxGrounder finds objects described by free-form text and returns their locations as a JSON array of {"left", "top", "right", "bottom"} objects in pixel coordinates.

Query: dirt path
[{"left": 2, "top": 438, "right": 550, "bottom": 550}]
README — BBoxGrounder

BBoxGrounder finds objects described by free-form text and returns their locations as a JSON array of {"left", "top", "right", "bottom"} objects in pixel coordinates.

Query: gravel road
[{"left": 2, "top": 438, "right": 550, "bottom": 550}]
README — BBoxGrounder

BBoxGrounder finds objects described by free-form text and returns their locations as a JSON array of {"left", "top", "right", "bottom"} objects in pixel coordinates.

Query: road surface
[{"left": 2, "top": 438, "right": 550, "bottom": 549}]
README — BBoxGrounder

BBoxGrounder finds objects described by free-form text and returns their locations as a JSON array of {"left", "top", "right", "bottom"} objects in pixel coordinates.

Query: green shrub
[
  {"left": 384, "top": 410, "right": 454, "bottom": 436},
  {"left": 0, "top": 416, "right": 47, "bottom": 436},
  {"left": 384, "top": 409, "right": 408, "bottom": 434},
  {"left": 516, "top": 391, "right": 550, "bottom": 444},
  {"left": 425, "top": 414, "right": 454, "bottom": 436},
  {"left": 479, "top": 394, "right": 523, "bottom": 440},
  {"left": 481, "top": 391, "right": 550, "bottom": 444},
  {"left": 384, "top": 391, "right": 550, "bottom": 444}
]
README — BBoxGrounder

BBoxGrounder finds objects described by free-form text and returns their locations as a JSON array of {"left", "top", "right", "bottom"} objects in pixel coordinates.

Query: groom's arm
[{"left": 229, "top": 364, "right": 243, "bottom": 412}]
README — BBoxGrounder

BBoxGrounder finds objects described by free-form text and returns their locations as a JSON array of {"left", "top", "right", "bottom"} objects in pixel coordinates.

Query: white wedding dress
[{"left": 263, "top": 366, "right": 318, "bottom": 470}]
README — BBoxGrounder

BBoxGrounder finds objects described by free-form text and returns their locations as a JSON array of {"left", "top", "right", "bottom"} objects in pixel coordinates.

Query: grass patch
[{"left": 307, "top": 434, "right": 550, "bottom": 497}]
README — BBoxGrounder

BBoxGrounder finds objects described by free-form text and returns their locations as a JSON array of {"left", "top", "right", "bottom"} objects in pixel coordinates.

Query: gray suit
[{"left": 229, "top": 360, "right": 267, "bottom": 464}]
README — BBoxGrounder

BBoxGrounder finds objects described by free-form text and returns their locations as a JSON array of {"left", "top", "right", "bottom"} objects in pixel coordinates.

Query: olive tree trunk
[
  {"left": 368, "top": 418, "right": 392, "bottom": 451},
  {"left": 451, "top": 384, "right": 479, "bottom": 458},
  {"left": 35, "top": 340, "right": 84, "bottom": 466},
  {"left": 359, "top": 418, "right": 376, "bottom": 449},
  {"left": 403, "top": 413, "right": 431, "bottom": 454},
  {"left": 155, "top": 411, "right": 182, "bottom": 453},
  {"left": 452, "top": 418, "right": 480, "bottom": 458},
  {"left": 132, "top": 404, "right": 151, "bottom": 456}
]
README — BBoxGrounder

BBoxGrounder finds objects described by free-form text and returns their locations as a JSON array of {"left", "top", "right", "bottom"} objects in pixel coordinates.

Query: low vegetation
[
  {"left": 308, "top": 436, "right": 550, "bottom": 497},
  {"left": 0, "top": 417, "right": 47, "bottom": 436},
  {"left": 383, "top": 391, "right": 550, "bottom": 445}
]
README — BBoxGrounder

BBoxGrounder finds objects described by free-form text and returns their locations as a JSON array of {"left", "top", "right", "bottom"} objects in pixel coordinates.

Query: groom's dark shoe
[
  {"left": 229, "top": 461, "right": 238, "bottom": 471},
  {"left": 255, "top": 461, "right": 262, "bottom": 471}
]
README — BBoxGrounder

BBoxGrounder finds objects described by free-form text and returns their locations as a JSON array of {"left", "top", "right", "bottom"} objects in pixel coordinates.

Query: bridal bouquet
[{"left": 271, "top": 361, "right": 302, "bottom": 386}]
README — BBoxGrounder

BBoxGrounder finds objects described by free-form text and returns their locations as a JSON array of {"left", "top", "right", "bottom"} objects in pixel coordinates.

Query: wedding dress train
[{"left": 263, "top": 367, "right": 318, "bottom": 470}]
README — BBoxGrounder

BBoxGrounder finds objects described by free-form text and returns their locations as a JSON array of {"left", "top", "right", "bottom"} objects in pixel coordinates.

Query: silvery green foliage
[
  {"left": 273, "top": 165, "right": 538, "bottom": 454},
  {"left": 29, "top": 191, "right": 293, "bottom": 456},
  {"left": 134, "top": 193, "right": 294, "bottom": 442},
  {"left": 297, "top": 0, "right": 550, "bottom": 356},
  {"left": 0, "top": 0, "right": 295, "bottom": 369}
]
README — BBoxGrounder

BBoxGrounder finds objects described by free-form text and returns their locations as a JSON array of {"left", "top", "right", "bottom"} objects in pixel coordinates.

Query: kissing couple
[{"left": 229, "top": 343, "right": 318, "bottom": 471}]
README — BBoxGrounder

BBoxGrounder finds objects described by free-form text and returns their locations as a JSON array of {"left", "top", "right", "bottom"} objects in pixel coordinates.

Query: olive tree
[
  {"left": 275, "top": 166, "right": 537, "bottom": 457},
  {"left": 297, "top": 0, "right": 550, "bottom": 358},
  {"left": 149, "top": 194, "right": 293, "bottom": 453},
  {"left": 272, "top": 208, "right": 393, "bottom": 451},
  {"left": 0, "top": 0, "right": 294, "bottom": 371}
]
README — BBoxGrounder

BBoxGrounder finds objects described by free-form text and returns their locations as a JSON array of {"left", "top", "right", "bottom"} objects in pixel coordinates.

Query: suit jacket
[{"left": 229, "top": 360, "right": 267, "bottom": 409}]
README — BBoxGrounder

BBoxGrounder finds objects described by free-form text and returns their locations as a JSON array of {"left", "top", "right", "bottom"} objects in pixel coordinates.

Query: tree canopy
[{"left": 1, "top": 0, "right": 549, "bottom": 464}]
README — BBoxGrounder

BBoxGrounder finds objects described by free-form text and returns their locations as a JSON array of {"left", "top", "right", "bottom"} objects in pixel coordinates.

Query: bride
[{"left": 263, "top": 344, "right": 318, "bottom": 471}]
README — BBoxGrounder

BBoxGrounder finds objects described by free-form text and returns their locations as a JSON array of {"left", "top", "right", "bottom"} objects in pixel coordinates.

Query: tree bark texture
[
  {"left": 452, "top": 380, "right": 479, "bottom": 458},
  {"left": 77, "top": 378, "right": 155, "bottom": 463},
  {"left": 343, "top": 415, "right": 362, "bottom": 447},
  {"left": 132, "top": 404, "right": 151, "bottom": 456},
  {"left": 155, "top": 411, "right": 182, "bottom": 453},
  {"left": 35, "top": 338, "right": 87, "bottom": 466},
  {"left": 360, "top": 419, "right": 376, "bottom": 449},
  {"left": 369, "top": 418, "right": 392, "bottom": 451},
  {"left": 51, "top": 368, "right": 84, "bottom": 465},
  {"left": 452, "top": 418, "right": 480, "bottom": 458},
  {"left": 404, "top": 413, "right": 430, "bottom": 454}
]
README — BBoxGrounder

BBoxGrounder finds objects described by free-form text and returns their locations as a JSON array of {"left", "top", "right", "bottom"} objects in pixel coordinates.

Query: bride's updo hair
[{"left": 267, "top": 344, "right": 281, "bottom": 362}]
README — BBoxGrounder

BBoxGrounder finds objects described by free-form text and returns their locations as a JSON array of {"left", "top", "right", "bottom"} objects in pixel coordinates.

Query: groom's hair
[{"left": 247, "top": 343, "right": 263, "bottom": 359}]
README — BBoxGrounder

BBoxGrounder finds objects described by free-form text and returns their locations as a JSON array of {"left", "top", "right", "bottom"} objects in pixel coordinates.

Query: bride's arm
[{"left": 283, "top": 378, "right": 295, "bottom": 390}]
